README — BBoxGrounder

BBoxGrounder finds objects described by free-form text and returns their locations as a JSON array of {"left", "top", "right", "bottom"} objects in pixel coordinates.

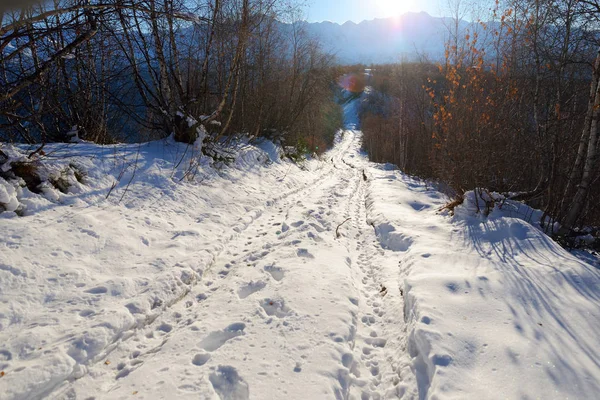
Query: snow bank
[
  {"left": 365, "top": 165, "right": 600, "bottom": 399},
  {"left": 454, "top": 189, "right": 560, "bottom": 233},
  {"left": 0, "top": 177, "right": 19, "bottom": 213}
]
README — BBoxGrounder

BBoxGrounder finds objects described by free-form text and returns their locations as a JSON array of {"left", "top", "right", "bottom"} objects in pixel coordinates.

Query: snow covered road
[
  {"left": 42, "top": 127, "right": 414, "bottom": 399},
  {"left": 2, "top": 95, "right": 600, "bottom": 399}
]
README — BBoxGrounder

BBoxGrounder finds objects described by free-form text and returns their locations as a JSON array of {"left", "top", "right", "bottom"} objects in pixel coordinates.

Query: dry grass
[
  {"left": 438, "top": 195, "right": 464, "bottom": 216},
  {"left": 9, "top": 161, "right": 42, "bottom": 193},
  {"left": 69, "top": 163, "right": 86, "bottom": 184}
]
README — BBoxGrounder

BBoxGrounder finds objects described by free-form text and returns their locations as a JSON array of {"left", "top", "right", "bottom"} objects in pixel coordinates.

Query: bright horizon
[{"left": 306, "top": 0, "right": 445, "bottom": 24}]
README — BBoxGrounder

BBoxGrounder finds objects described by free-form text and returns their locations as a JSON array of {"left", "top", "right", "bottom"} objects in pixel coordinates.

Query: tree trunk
[{"left": 560, "top": 48, "right": 600, "bottom": 234}]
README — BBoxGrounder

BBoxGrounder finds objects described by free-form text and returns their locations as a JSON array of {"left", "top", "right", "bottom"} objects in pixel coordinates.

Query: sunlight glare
[{"left": 375, "top": 0, "right": 417, "bottom": 17}]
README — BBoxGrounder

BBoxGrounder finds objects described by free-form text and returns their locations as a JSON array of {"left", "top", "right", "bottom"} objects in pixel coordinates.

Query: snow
[
  {"left": 0, "top": 177, "right": 19, "bottom": 212},
  {"left": 366, "top": 170, "right": 600, "bottom": 399},
  {"left": 66, "top": 126, "right": 84, "bottom": 143},
  {"left": 1, "top": 96, "right": 600, "bottom": 399}
]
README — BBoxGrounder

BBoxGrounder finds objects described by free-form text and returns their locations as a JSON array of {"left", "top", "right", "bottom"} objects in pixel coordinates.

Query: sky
[{"left": 306, "top": 0, "right": 444, "bottom": 24}]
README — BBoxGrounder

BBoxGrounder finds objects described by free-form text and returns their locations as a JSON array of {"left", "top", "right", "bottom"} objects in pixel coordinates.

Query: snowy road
[
  {"left": 2, "top": 95, "right": 600, "bottom": 400},
  {"left": 44, "top": 127, "right": 415, "bottom": 399}
]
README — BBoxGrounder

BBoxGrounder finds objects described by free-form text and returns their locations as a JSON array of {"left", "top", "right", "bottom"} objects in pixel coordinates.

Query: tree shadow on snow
[{"left": 465, "top": 218, "right": 600, "bottom": 395}]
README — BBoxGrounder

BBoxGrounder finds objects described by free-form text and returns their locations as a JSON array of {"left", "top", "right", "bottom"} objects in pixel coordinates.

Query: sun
[{"left": 374, "top": 0, "right": 417, "bottom": 17}]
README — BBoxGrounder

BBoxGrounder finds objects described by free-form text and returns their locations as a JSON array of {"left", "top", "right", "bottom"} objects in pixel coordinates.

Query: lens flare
[
  {"left": 375, "top": 0, "right": 416, "bottom": 17},
  {"left": 338, "top": 74, "right": 367, "bottom": 93}
]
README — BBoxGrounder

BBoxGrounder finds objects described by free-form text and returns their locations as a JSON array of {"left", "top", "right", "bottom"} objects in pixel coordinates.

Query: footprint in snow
[
  {"left": 365, "top": 337, "right": 386, "bottom": 348},
  {"left": 408, "top": 201, "right": 431, "bottom": 211},
  {"left": 171, "top": 230, "right": 199, "bottom": 239},
  {"left": 0, "top": 350, "right": 12, "bottom": 361},
  {"left": 78, "top": 309, "right": 95, "bottom": 317},
  {"left": 79, "top": 228, "right": 100, "bottom": 238},
  {"left": 432, "top": 354, "right": 453, "bottom": 366},
  {"left": 446, "top": 282, "right": 460, "bottom": 293},
  {"left": 237, "top": 281, "right": 267, "bottom": 299},
  {"left": 199, "top": 323, "right": 246, "bottom": 352},
  {"left": 307, "top": 232, "right": 323, "bottom": 242},
  {"left": 85, "top": 286, "right": 107, "bottom": 295},
  {"left": 341, "top": 353, "right": 354, "bottom": 368},
  {"left": 260, "top": 298, "right": 291, "bottom": 318},
  {"left": 296, "top": 248, "right": 314, "bottom": 258},
  {"left": 264, "top": 265, "right": 285, "bottom": 281},
  {"left": 209, "top": 365, "right": 249, "bottom": 400},
  {"left": 157, "top": 323, "right": 173, "bottom": 333},
  {"left": 309, "top": 223, "right": 326, "bottom": 233},
  {"left": 192, "top": 352, "right": 211, "bottom": 366},
  {"left": 196, "top": 293, "right": 208, "bottom": 302},
  {"left": 294, "top": 362, "right": 302, "bottom": 372},
  {"left": 247, "top": 250, "right": 269, "bottom": 262}
]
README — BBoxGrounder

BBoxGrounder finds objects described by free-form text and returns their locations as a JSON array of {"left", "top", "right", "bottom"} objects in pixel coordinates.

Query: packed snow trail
[
  {"left": 2, "top": 92, "right": 600, "bottom": 399},
  {"left": 43, "top": 109, "right": 414, "bottom": 399}
]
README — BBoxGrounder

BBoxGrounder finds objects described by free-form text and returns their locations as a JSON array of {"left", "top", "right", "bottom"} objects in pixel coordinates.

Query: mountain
[{"left": 301, "top": 12, "right": 466, "bottom": 65}]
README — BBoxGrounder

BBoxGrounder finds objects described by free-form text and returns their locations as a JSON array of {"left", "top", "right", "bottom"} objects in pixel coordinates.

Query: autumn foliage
[{"left": 361, "top": 1, "right": 600, "bottom": 231}]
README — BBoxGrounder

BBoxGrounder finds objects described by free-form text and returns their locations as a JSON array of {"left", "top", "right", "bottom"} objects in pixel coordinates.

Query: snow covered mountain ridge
[{"left": 297, "top": 12, "right": 463, "bottom": 64}]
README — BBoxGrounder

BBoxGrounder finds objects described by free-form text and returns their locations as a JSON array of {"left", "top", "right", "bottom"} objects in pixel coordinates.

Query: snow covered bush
[
  {"left": 0, "top": 147, "right": 89, "bottom": 216},
  {"left": 0, "top": 177, "right": 19, "bottom": 213}
]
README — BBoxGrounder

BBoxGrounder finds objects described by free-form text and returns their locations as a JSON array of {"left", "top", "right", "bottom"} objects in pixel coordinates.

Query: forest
[
  {"left": 0, "top": 0, "right": 342, "bottom": 155},
  {"left": 3, "top": 0, "right": 600, "bottom": 236},
  {"left": 360, "top": 0, "right": 600, "bottom": 237}
]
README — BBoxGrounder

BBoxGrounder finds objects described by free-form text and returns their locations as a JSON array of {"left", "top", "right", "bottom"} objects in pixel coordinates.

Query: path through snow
[{"left": 45, "top": 111, "right": 415, "bottom": 399}]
